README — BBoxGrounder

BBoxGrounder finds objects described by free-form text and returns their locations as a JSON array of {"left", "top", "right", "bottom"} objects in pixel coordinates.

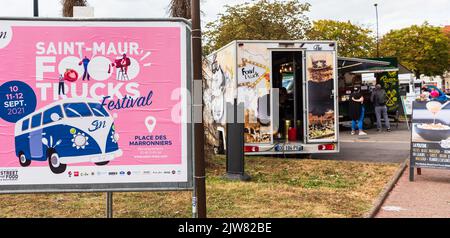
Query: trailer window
[
  {"left": 43, "top": 105, "right": 64, "bottom": 124},
  {"left": 64, "top": 103, "right": 93, "bottom": 118},
  {"left": 282, "top": 74, "right": 294, "bottom": 94},
  {"left": 88, "top": 103, "right": 109, "bottom": 117},
  {"left": 22, "top": 119, "right": 29, "bottom": 131},
  {"left": 31, "top": 113, "right": 42, "bottom": 129}
]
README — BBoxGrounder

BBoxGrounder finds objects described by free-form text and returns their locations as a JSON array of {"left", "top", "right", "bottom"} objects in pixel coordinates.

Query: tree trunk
[
  {"left": 168, "top": 0, "right": 191, "bottom": 19},
  {"left": 415, "top": 71, "right": 421, "bottom": 81}
]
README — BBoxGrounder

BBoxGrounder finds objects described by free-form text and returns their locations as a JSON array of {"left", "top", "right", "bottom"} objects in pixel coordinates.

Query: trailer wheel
[
  {"left": 47, "top": 149, "right": 66, "bottom": 174},
  {"left": 363, "top": 115, "right": 375, "bottom": 129},
  {"left": 18, "top": 152, "right": 31, "bottom": 167},
  {"left": 95, "top": 161, "right": 109, "bottom": 166},
  {"left": 217, "top": 131, "right": 225, "bottom": 154},
  {"left": 302, "top": 154, "right": 313, "bottom": 160}
]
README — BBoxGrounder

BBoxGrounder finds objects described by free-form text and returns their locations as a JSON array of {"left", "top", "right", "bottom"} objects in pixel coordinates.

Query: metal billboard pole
[
  {"left": 191, "top": 0, "right": 207, "bottom": 218},
  {"left": 33, "top": 0, "right": 39, "bottom": 17},
  {"left": 106, "top": 192, "right": 113, "bottom": 218}
]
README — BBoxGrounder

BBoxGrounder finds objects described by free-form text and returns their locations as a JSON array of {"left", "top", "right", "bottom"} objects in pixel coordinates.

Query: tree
[
  {"left": 61, "top": 0, "right": 87, "bottom": 17},
  {"left": 444, "top": 26, "right": 450, "bottom": 69},
  {"left": 168, "top": 0, "right": 191, "bottom": 19},
  {"left": 380, "top": 23, "right": 450, "bottom": 78},
  {"left": 306, "top": 20, "right": 376, "bottom": 58},
  {"left": 204, "top": 0, "right": 311, "bottom": 54}
]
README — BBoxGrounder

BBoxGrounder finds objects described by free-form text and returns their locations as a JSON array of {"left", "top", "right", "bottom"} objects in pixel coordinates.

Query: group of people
[
  {"left": 57, "top": 54, "right": 132, "bottom": 96},
  {"left": 58, "top": 56, "right": 91, "bottom": 96},
  {"left": 348, "top": 84, "right": 391, "bottom": 135},
  {"left": 420, "top": 85, "right": 448, "bottom": 102}
]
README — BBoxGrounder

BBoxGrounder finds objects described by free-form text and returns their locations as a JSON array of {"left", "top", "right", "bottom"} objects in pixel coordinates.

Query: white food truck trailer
[{"left": 203, "top": 40, "right": 339, "bottom": 155}]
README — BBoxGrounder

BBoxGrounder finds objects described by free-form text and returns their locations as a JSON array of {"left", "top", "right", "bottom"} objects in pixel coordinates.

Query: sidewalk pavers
[{"left": 376, "top": 168, "right": 450, "bottom": 218}]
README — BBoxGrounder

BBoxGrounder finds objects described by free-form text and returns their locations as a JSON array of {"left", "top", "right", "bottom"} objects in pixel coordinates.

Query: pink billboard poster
[{"left": 0, "top": 20, "right": 190, "bottom": 185}]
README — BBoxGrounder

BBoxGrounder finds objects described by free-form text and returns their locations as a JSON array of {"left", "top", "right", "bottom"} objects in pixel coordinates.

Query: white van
[
  {"left": 15, "top": 98, "right": 122, "bottom": 174},
  {"left": 203, "top": 40, "right": 339, "bottom": 155}
]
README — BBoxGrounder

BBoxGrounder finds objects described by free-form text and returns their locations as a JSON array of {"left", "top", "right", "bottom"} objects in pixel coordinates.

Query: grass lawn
[{"left": 0, "top": 156, "right": 398, "bottom": 218}]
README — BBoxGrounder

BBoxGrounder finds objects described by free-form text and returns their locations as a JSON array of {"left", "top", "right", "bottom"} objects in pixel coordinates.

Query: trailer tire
[
  {"left": 18, "top": 152, "right": 31, "bottom": 167},
  {"left": 363, "top": 115, "right": 375, "bottom": 129},
  {"left": 302, "top": 154, "right": 313, "bottom": 160},
  {"left": 217, "top": 131, "right": 225, "bottom": 154},
  {"left": 47, "top": 149, "right": 66, "bottom": 174}
]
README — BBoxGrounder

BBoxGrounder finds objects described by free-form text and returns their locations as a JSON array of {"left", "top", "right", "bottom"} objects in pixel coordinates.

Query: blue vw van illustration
[{"left": 14, "top": 98, "right": 122, "bottom": 174}]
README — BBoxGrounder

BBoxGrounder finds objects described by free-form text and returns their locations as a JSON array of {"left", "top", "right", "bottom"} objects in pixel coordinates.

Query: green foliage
[
  {"left": 380, "top": 23, "right": 450, "bottom": 78},
  {"left": 306, "top": 20, "right": 376, "bottom": 58},
  {"left": 203, "top": 0, "right": 311, "bottom": 54}
]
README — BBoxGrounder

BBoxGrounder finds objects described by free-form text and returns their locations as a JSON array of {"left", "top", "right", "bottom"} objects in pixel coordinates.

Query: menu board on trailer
[
  {"left": 0, "top": 18, "right": 192, "bottom": 193},
  {"left": 236, "top": 43, "right": 272, "bottom": 144},
  {"left": 306, "top": 51, "right": 337, "bottom": 142},
  {"left": 410, "top": 100, "right": 450, "bottom": 180}
]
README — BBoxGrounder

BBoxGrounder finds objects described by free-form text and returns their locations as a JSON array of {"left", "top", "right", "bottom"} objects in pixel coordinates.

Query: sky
[{"left": 0, "top": 0, "right": 449, "bottom": 35}]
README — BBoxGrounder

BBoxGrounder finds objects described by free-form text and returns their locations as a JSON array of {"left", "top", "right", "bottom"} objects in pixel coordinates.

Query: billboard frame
[
  {"left": 0, "top": 17, "right": 194, "bottom": 194},
  {"left": 410, "top": 100, "right": 450, "bottom": 181}
]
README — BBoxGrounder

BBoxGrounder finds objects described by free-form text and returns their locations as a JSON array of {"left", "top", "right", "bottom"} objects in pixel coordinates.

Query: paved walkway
[
  {"left": 309, "top": 122, "right": 450, "bottom": 217},
  {"left": 312, "top": 122, "right": 450, "bottom": 218},
  {"left": 376, "top": 168, "right": 450, "bottom": 218},
  {"left": 314, "top": 123, "right": 410, "bottom": 163}
]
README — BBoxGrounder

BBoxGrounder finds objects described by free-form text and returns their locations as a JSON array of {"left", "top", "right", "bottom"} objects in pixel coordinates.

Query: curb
[{"left": 363, "top": 158, "right": 408, "bottom": 218}]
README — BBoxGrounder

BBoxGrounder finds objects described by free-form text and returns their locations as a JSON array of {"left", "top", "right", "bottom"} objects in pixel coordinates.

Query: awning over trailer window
[
  {"left": 349, "top": 66, "right": 398, "bottom": 74},
  {"left": 338, "top": 57, "right": 391, "bottom": 73}
]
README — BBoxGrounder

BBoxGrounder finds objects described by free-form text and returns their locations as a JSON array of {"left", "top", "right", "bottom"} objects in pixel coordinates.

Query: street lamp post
[{"left": 374, "top": 3, "right": 379, "bottom": 57}]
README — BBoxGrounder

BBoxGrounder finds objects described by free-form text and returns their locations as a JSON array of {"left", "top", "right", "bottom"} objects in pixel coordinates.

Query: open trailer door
[{"left": 305, "top": 50, "right": 338, "bottom": 143}]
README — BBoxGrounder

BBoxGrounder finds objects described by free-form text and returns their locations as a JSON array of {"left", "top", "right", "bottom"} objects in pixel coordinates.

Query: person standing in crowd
[
  {"left": 430, "top": 87, "right": 440, "bottom": 99},
  {"left": 423, "top": 85, "right": 448, "bottom": 103},
  {"left": 349, "top": 87, "right": 367, "bottom": 135},
  {"left": 371, "top": 84, "right": 391, "bottom": 132}
]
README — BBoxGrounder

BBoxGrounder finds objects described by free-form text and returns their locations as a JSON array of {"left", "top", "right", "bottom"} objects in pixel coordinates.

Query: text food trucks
[{"left": 203, "top": 40, "right": 339, "bottom": 155}]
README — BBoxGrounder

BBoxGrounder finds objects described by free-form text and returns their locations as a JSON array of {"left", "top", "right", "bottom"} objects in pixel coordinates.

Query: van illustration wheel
[
  {"left": 363, "top": 115, "right": 375, "bottom": 129},
  {"left": 95, "top": 161, "right": 109, "bottom": 166},
  {"left": 47, "top": 149, "right": 66, "bottom": 174},
  {"left": 18, "top": 152, "right": 31, "bottom": 167}
]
